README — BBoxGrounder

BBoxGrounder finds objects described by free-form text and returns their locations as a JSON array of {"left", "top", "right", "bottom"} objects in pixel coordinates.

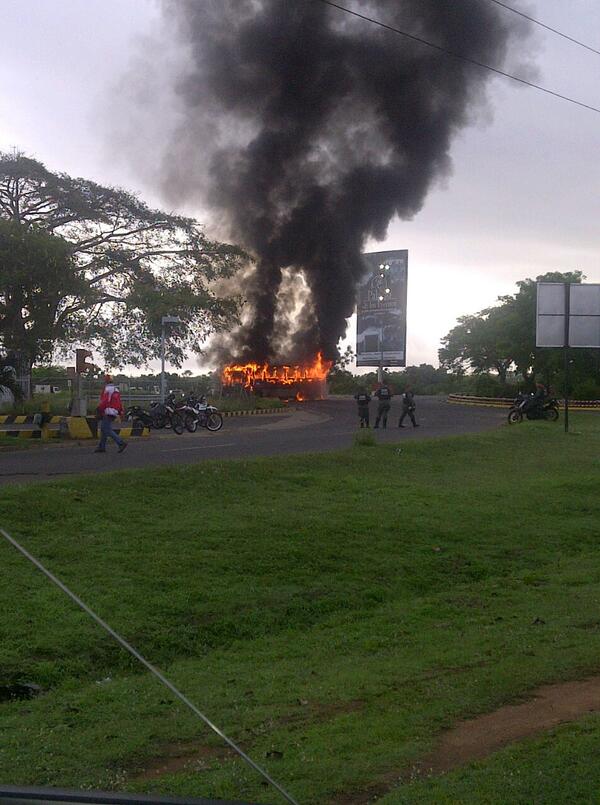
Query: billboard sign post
[
  {"left": 356, "top": 250, "right": 408, "bottom": 378},
  {"left": 536, "top": 281, "right": 600, "bottom": 433}
]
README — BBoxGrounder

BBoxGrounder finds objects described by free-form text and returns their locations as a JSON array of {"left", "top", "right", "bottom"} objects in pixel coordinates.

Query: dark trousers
[
  {"left": 358, "top": 407, "right": 370, "bottom": 427},
  {"left": 399, "top": 408, "right": 417, "bottom": 427},
  {"left": 374, "top": 402, "right": 390, "bottom": 428}
]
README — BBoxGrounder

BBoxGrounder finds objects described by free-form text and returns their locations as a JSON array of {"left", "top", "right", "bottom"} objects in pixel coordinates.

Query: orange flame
[{"left": 222, "top": 351, "right": 332, "bottom": 390}]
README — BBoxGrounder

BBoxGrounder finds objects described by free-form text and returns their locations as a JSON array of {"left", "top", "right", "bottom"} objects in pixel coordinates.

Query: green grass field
[{"left": 1, "top": 416, "right": 600, "bottom": 804}]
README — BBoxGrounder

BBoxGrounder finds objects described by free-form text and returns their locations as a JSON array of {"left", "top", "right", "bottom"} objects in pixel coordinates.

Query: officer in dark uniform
[
  {"left": 398, "top": 386, "right": 419, "bottom": 428},
  {"left": 354, "top": 388, "right": 372, "bottom": 428},
  {"left": 373, "top": 382, "right": 393, "bottom": 429}
]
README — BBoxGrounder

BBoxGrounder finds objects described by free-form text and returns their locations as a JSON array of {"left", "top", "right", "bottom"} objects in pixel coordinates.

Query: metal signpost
[
  {"left": 160, "top": 315, "right": 182, "bottom": 403},
  {"left": 356, "top": 249, "right": 408, "bottom": 378},
  {"left": 536, "top": 282, "right": 600, "bottom": 433}
]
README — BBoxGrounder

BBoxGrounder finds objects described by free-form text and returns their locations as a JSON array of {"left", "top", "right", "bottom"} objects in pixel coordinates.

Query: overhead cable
[
  {"left": 316, "top": 0, "right": 600, "bottom": 115},
  {"left": 0, "top": 525, "right": 300, "bottom": 805},
  {"left": 483, "top": 0, "right": 600, "bottom": 57}
]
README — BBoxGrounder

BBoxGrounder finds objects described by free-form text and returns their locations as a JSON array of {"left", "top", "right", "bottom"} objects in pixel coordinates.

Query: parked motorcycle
[
  {"left": 149, "top": 394, "right": 185, "bottom": 434},
  {"left": 124, "top": 405, "right": 156, "bottom": 429},
  {"left": 507, "top": 392, "right": 559, "bottom": 424},
  {"left": 181, "top": 394, "right": 224, "bottom": 433}
]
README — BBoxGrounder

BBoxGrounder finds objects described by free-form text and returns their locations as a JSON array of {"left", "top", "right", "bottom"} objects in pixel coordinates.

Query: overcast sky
[{"left": 1, "top": 0, "right": 599, "bottom": 373}]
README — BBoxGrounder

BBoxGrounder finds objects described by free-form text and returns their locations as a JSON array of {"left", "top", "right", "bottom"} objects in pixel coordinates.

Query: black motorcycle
[
  {"left": 125, "top": 405, "right": 155, "bottom": 429},
  {"left": 128, "top": 396, "right": 185, "bottom": 435},
  {"left": 507, "top": 392, "right": 559, "bottom": 424}
]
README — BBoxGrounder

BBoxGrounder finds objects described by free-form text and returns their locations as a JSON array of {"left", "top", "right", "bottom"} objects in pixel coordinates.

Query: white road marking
[{"left": 163, "top": 443, "right": 236, "bottom": 452}]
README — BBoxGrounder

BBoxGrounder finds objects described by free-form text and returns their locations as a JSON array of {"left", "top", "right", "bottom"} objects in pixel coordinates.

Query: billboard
[
  {"left": 537, "top": 282, "right": 600, "bottom": 348},
  {"left": 356, "top": 249, "right": 407, "bottom": 367}
]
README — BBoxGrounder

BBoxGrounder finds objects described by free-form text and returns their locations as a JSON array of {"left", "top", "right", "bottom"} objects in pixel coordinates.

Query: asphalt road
[{"left": 0, "top": 397, "right": 504, "bottom": 486}]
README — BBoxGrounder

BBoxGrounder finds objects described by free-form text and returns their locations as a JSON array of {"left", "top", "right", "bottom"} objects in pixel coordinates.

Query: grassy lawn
[{"left": 1, "top": 416, "right": 600, "bottom": 803}]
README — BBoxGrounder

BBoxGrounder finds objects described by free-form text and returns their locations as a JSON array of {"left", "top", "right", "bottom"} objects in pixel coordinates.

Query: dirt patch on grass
[
  {"left": 131, "top": 699, "right": 364, "bottom": 783},
  {"left": 417, "top": 675, "right": 600, "bottom": 775},
  {"left": 131, "top": 741, "right": 229, "bottom": 781},
  {"left": 331, "top": 674, "right": 600, "bottom": 804}
]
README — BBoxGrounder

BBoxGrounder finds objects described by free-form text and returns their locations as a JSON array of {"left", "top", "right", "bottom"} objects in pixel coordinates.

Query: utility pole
[
  {"left": 160, "top": 316, "right": 181, "bottom": 403},
  {"left": 563, "top": 283, "right": 570, "bottom": 434}
]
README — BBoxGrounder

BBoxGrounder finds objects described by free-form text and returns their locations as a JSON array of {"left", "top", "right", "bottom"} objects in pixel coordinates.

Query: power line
[
  {"left": 483, "top": 0, "right": 600, "bottom": 58},
  {"left": 0, "top": 525, "right": 300, "bottom": 805},
  {"left": 316, "top": 0, "right": 600, "bottom": 115}
]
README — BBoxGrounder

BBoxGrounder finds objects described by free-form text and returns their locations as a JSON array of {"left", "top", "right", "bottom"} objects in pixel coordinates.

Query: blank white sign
[
  {"left": 537, "top": 282, "right": 600, "bottom": 348},
  {"left": 536, "top": 283, "right": 566, "bottom": 347}
]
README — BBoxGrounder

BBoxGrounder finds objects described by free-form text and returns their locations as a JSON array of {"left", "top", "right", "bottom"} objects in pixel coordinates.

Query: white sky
[{"left": 1, "top": 0, "right": 600, "bottom": 373}]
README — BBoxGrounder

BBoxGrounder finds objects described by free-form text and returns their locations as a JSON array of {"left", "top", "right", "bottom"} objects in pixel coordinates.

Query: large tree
[
  {"left": 0, "top": 152, "right": 246, "bottom": 374},
  {"left": 439, "top": 271, "right": 584, "bottom": 388}
]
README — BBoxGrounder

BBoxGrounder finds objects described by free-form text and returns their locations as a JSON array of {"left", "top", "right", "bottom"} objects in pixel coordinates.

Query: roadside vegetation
[{"left": 2, "top": 416, "right": 600, "bottom": 803}]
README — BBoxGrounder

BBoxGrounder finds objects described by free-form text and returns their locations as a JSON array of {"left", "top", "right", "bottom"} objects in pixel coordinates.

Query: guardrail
[{"left": 447, "top": 394, "right": 600, "bottom": 410}]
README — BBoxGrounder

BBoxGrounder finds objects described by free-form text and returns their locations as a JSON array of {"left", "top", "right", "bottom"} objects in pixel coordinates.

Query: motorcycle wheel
[
  {"left": 185, "top": 414, "right": 198, "bottom": 433},
  {"left": 171, "top": 413, "right": 185, "bottom": 435},
  {"left": 205, "top": 412, "right": 224, "bottom": 432},
  {"left": 545, "top": 407, "right": 559, "bottom": 422},
  {"left": 508, "top": 409, "right": 522, "bottom": 424},
  {"left": 152, "top": 414, "right": 167, "bottom": 429}
]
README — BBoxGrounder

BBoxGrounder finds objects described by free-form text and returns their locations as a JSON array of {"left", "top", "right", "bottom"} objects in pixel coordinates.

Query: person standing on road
[
  {"left": 398, "top": 386, "right": 419, "bottom": 428},
  {"left": 95, "top": 374, "right": 128, "bottom": 454},
  {"left": 354, "top": 388, "right": 372, "bottom": 428},
  {"left": 373, "top": 382, "right": 393, "bottom": 429}
]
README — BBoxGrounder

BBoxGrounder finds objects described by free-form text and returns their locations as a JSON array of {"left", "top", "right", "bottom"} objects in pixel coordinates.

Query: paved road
[{"left": 0, "top": 397, "right": 504, "bottom": 486}]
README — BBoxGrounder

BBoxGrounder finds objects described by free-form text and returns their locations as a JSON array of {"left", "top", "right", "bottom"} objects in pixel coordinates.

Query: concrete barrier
[
  {"left": 0, "top": 408, "right": 285, "bottom": 440},
  {"left": 0, "top": 415, "right": 149, "bottom": 440}
]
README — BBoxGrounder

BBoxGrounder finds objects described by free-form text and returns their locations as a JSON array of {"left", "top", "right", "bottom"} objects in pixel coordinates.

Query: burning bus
[{"left": 222, "top": 352, "right": 332, "bottom": 401}]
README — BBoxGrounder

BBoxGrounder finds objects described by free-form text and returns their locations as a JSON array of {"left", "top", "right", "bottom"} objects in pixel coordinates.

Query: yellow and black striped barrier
[
  {"left": 0, "top": 407, "right": 286, "bottom": 440},
  {"left": 0, "top": 414, "right": 61, "bottom": 439},
  {"left": 222, "top": 407, "right": 288, "bottom": 417},
  {"left": 0, "top": 415, "right": 150, "bottom": 440},
  {"left": 447, "top": 394, "right": 600, "bottom": 411}
]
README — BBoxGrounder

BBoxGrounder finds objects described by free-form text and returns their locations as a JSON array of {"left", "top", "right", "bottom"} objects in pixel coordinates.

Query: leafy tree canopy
[
  {"left": 439, "top": 271, "right": 583, "bottom": 387},
  {"left": 0, "top": 151, "right": 247, "bottom": 369}
]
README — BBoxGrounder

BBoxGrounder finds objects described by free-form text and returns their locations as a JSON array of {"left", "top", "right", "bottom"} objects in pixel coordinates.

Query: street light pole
[{"left": 160, "top": 316, "right": 182, "bottom": 403}]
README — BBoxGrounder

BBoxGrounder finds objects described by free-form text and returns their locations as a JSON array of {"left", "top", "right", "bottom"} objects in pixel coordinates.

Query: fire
[{"left": 222, "top": 351, "right": 332, "bottom": 393}]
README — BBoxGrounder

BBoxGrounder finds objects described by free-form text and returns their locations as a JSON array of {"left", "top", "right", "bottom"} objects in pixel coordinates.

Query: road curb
[{"left": 221, "top": 407, "right": 287, "bottom": 417}]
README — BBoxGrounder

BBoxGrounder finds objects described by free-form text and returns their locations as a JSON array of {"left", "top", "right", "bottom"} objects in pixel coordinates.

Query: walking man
[
  {"left": 373, "top": 381, "right": 393, "bottom": 429},
  {"left": 354, "top": 388, "right": 372, "bottom": 428},
  {"left": 398, "top": 386, "right": 419, "bottom": 428},
  {"left": 95, "top": 374, "right": 128, "bottom": 453}
]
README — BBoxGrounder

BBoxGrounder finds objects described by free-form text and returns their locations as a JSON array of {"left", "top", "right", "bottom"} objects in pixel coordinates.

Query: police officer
[
  {"left": 354, "top": 388, "right": 372, "bottom": 428},
  {"left": 373, "top": 382, "right": 393, "bottom": 429},
  {"left": 398, "top": 386, "right": 419, "bottom": 428}
]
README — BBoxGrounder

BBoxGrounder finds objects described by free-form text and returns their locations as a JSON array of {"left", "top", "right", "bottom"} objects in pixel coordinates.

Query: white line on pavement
[{"left": 162, "top": 443, "right": 236, "bottom": 452}]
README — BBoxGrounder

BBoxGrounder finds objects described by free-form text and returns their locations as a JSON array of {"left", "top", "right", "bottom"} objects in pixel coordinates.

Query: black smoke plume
[{"left": 158, "top": 0, "right": 529, "bottom": 363}]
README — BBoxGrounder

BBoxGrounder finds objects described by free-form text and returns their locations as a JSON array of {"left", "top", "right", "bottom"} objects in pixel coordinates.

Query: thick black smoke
[{"left": 159, "top": 0, "right": 529, "bottom": 363}]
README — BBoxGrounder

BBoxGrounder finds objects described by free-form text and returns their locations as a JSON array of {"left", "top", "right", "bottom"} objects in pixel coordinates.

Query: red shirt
[{"left": 98, "top": 384, "right": 123, "bottom": 416}]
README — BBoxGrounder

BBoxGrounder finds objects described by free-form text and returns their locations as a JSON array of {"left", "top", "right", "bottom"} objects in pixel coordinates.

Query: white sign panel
[
  {"left": 536, "top": 283, "right": 566, "bottom": 347},
  {"left": 569, "top": 284, "right": 600, "bottom": 347},
  {"left": 537, "top": 282, "right": 600, "bottom": 348}
]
